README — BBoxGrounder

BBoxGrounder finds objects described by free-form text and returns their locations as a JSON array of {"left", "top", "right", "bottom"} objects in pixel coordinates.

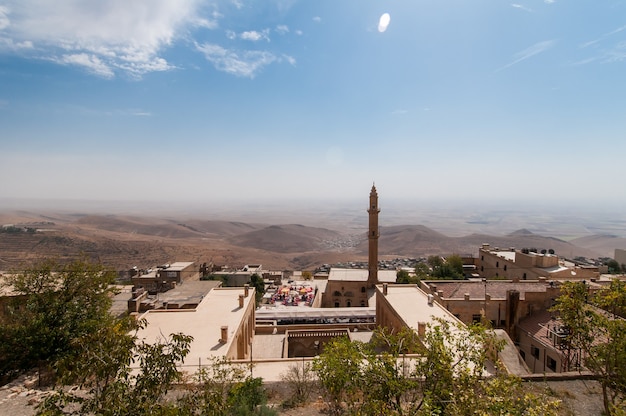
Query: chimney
[
  {"left": 437, "top": 290, "right": 444, "bottom": 298},
  {"left": 427, "top": 294, "right": 434, "bottom": 305},
  {"left": 238, "top": 294, "right": 245, "bottom": 308},
  {"left": 418, "top": 322, "right": 426, "bottom": 337},
  {"left": 486, "top": 293, "right": 491, "bottom": 301},
  {"left": 220, "top": 326, "right": 228, "bottom": 343},
  {"left": 464, "top": 293, "right": 470, "bottom": 301},
  {"left": 430, "top": 284, "right": 437, "bottom": 293},
  {"left": 244, "top": 284, "right": 250, "bottom": 297},
  {"left": 383, "top": 283, "right": 388, "bottom": 295}
]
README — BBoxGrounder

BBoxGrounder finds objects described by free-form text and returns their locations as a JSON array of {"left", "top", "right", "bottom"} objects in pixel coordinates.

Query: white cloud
[
  {"left": 0, "top": 5, "right": 10, "bottom": 30},
  {"left": 511, "top": 4, "right": 533, "bottom": 13},
  {"left": 0, "top": 36, "right": 33, "bottom": 50},
  {"left": 0, "top": 0, "right": 210, "bottom": 78},
  {"left": 275, "top": 25, "right": 289, "bottom": 35},
  {"left": 59, "top": 53, "right": 115, "bottom": 78},
  {"left": 240, "top": 29, "right": 270, "bottom": 42},
  {"left": 226, "top": 29, "right": 271, "bottom": 42},
  {"left": 580, "top": 25, "right": 626, "bottom": 49},
  {"left": 295, "top": 30, "right": 303, "bottom": 36},
  {"left": 313, "top": 16, "right": 321, "bottom": 23},
  {"left": 283, "top": 54, "right": 296, "bottom": 66},
  {"left": 604, "top": 41, "right": 626, "bottom": 63},
  {"left": 544, "top": 0, "right": 555, "bottom": 3},
  {"left": 496, "top": 39, "right": 556, "bottom": 72},
  {"left": 196, "top": 42, "right": 278, "bottom": 78},
  {"left": 129, "top": 110, "right": 152, "bottom": 117}
]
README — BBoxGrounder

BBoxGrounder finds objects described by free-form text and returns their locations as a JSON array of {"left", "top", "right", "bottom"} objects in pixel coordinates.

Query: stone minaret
[{"left": 367, "top": 184, "right": 380, "bottom": 288}]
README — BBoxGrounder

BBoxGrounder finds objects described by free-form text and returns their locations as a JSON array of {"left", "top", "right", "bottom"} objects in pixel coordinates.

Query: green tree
[
  {"left": 427, "top": 255, "right": 443, "bottom": 269},
  {"left": 312, "top": 321, "right": 560, "bottom": 416},
  {"left": 551, "top": 280, "right": 626, "bottom": 415},
  {"left": 249, "top": 273, "right": 265, "bottom": 305},
  {"left": 446, "top": 254, "right": 464, "bottom": 277},
  {"left": 414, "top": 262, "right": 431, "bottom": 281},
  {"left": 427, "top": 255, "right": 464, "bottom": 280},
  {"left": 396, "top": 269, "right": 411, "bottom": 284},
  {"left": 0, "top": 258, "right": 117, "bottom": 380},
  {"left": 177, "top": 357, "right": 276, "bottom": 416},
  {"left": 606, "top": 259, "right": 622, "bottom": 274},
  {"left": 38, "top": 320, "right": 193, "bottom": 416},
  {"left": 312, "top": 336, "right": 363, "bottom": 414}
]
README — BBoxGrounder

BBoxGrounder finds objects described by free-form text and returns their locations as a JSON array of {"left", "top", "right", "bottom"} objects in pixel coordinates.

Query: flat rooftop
[
  {"left": 377, "top": 284, "right": 462, "bottom": 329},
  {"left": 165, "top": 261, "right": 195, "bottom": 271},
  {"left": 328, "top": 268, "right": 396, "bottom": 283},
  {"left": 136, "top": 286, "right": 254, "bottom": 369},
  {"left": 425, "top": 280, "right": 550, "bottom": 300}
]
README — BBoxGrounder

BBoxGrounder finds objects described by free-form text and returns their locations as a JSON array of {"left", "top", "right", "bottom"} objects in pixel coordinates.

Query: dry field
[{"left": 0, "top": 207, "right": 613, "bottom": 273}]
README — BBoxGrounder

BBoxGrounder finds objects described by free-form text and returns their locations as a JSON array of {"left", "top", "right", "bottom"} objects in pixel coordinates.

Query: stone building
[
  {"left": 131, "top": 261, "right": 197, "bottom": 293},
  {"left": 321, "top": 184, "right": 397, "bottom": 307},
  {"left": 477, "top": 244, "right": 598, "bottom": 281},
  {"left": 420, "top": 279, "right": 560, "bottom": 334},
  {"left": 322, "top": 268, "right": 396, "bottom": 308},
  {"left": 136, "top": 285, "right": 256, "bottom": 362}
]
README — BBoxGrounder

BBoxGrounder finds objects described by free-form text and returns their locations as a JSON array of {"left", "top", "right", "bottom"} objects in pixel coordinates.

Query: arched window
[
  {"left": 346, "top": 300, "right": 351, "bottom": 307},
  {"left": 496, "top": 261, "right": 499, "bottom": 268},
  {"left": 344, "top": 291, "right": 354, "bottom": 297},
  {"left": 523, "top": 273, "right": 527, "bottom": 280},
  {"left": 361, "top": 286, "right": 366, "bottom": 293},
  {"left": 333, "top": 291, "right": 342, "bottom": 297},
  {"left": 360, "top": 301, "right": 366, "bottom": 307},
  {"left": 504, "top": 265, "right": 507, "bottom": 271},
  {"left": 334, "top": 301, "right": 340, "bottom": 308}
]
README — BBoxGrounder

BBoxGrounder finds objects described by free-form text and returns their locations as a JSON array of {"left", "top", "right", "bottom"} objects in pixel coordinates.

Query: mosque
[
  {"left": 320, "top": 184, "right": 397, "bottom": 308},
  {"left": 135, "top": 184, "right": 474, "bottom": 381}
]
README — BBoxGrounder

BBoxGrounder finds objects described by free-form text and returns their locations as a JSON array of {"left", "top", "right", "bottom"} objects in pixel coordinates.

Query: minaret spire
[{"left": 367, "top": 184, "right": 380, "bottom": 288}]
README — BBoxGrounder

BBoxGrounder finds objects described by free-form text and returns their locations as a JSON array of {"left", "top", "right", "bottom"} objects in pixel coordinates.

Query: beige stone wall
[
  {"left": 616, "top": 249, "right": 626, "bottom": 266},
  {"left": 515, "top": 252, "right": 558, "bottom": 269},
  {"left": 477, "top": 248, "right": 598, "bottom": 281},
  {"left": 517, "top": 331, "right": 565, "bottom": 373},
  {"left": 322, "top": 280, "right": 369, "bottom": 308},
  {"left": 375, "top": 287, "right": 407, "bottom": 334},
  {"left": 478, "top": 249, "right": 519, "bottom": 279},
  {"left": 228, "top": 288, "right": 256, "bottom": 360}
]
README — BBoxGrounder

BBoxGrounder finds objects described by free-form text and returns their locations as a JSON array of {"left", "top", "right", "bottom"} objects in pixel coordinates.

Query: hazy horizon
[{"left": 2, "top": 195, "right": 625, "bottom": 240}]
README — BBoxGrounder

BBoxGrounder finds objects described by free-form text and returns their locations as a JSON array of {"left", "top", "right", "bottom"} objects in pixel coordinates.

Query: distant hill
[
  {"left": 570, "top": 234, "right": 626, "bottom": 258},
  {"left": 358, "top": 226, "right": 601, "bottom": 259},
  {"left": 228, "top": 224, "right": 343, "bottom": 253},
  {"left": 0, "top": 211, "right": 607, "bottom": 272}
]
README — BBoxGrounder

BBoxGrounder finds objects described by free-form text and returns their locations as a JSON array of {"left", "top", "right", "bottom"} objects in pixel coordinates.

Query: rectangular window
[
  {"left": 547, "top": 356, "right": 557, "bottom": 371},
  {"left": 472, "top": 314, "right": 482, "bottom": 323},
  {"left": 531, "top": 345, "right": 540, "bottom": 359}
]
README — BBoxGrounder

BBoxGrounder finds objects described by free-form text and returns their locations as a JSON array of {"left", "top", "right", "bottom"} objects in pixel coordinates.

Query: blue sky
[{"left": 1, "top": 0, "right": 625, "bottom": 208}]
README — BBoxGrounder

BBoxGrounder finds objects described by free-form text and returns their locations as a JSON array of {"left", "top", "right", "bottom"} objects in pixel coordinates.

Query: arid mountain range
[{"left": 0, "top": 209, "right": 624, "bottom": 272}]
